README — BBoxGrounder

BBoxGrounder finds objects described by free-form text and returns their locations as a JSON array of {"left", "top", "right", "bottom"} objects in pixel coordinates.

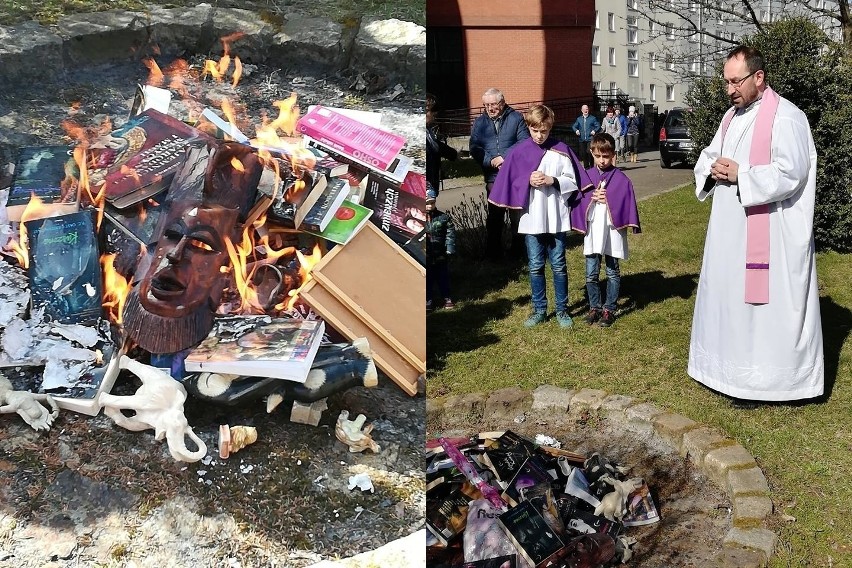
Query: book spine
[
  {"left": 300, "top": 181, "right": 349, "bottom": 232},
  {"left": 297, "top": 109, "right": 404, "bottom": 171}
]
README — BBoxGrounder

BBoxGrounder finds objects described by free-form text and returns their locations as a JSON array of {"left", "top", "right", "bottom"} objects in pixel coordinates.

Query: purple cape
[
  {"left": 569, "top": 166, "right": 641, "bottom": 234},
  {"left": 487, "top": 137, "right": 591, "bottom": 210}
]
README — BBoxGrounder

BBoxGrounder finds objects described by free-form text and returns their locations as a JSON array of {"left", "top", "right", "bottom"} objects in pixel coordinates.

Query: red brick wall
[{"left": 428, "top": 0, "right": 595, "bottom": 114}]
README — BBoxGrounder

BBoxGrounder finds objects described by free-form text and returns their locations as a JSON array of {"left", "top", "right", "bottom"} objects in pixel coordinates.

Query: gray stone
[
  {"left": 681, "top": 426, "right": 732, "bottom": 466},
  {"left": 652, "top": 412, "right": 699, "bottom": 452},
  {"left": 0, "top": 22, "right": 64, "bottom": 83},
  {"left": 727, "top": 466, "right": 771, "bottom": 497},
  {"left": 625, "top": 401, "right": 664, "bottom": 422},
  {"left": 147, "top": 5, "right": 217, "bottom": 58},
  {"left": 351, "top": 18, "right": 425, "bottom": 89},
  {"left": 209, "top": 8, "right": 277, "bottom": 63},
  {"left": 270, "top": 16, "right": 347, "bottom": 71},
  {"left": 570, "top": 388, "right": 608, "bottom": 409},
  {"left": 484, "top": 388, "right": 531, "bottom": 422},
  {"left": 599, "top": 393, "right": 636, "bottom": 415},
  {"left": 530, "top": 385, "right": 574, "bottom": 414},
  {"left": 56, "top": 10, "right": 151, "bottom": 67},
  {"left": 723, "top": 527, "right": 775, "bottom": 562},
  {"left": 732, "top": 495, "right": 773, "bottom": 528},
  {"left": 704, "top": 445, "right": 757, "bottom": 488},
  {"left": 443, "top": 393, "right": 486, "bottom": 423},
  {"left": 710, "top": 546, "right": 767, "bottom": 568}
]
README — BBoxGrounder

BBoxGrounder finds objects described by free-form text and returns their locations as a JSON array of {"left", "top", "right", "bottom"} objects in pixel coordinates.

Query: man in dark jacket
[
  {"left": 426, "top": 93, "right": 458, "bottom": 198},
  {"left": 572, "top": 104, "right": 600, "bottom": 169},
  {"left": 469, "top": 87, "right": 530, "bottom": 261}
]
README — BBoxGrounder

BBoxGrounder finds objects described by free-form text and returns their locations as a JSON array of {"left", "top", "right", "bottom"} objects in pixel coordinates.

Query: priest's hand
[
  {"left": 592, "top": 186, "right": 607, "bottom": 203},
  {"left": 710, "top": 158, "right": 739, "bottom": 183}
]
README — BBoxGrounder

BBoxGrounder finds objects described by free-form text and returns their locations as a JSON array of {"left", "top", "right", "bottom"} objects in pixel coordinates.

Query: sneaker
[
  {"left": 524, "top": 312, "right": 547, "bottom": 328},
  {"left": 556, "top": 311, "right": 574, "bottom": 328},
  {"left": 443, "top": 299, "right": 455, "bottom": 309},
  {"left": 585, "top": 308, "right": 602, "bottom": 324},
  {"left": 598, "top": 309, "right": 615, "bottom": 327}
]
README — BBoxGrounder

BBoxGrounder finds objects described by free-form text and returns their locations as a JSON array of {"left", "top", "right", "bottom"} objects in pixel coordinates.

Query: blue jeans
[
  {"left": 585, "top": 254, "right": 620, "bottom": 311},
  {"left": 526, "top": 233, "right": 569, "bottom": 314}
]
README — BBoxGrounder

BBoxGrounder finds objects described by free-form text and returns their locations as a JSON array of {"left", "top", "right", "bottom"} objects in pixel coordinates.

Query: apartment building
[{"left": 592, "top": 0, "right": 841, "bottom": 113}]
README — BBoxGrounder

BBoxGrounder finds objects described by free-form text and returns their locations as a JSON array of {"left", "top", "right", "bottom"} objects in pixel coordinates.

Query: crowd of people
[{"left": 425, "top": 45, "right": 824, "bottom": 407}]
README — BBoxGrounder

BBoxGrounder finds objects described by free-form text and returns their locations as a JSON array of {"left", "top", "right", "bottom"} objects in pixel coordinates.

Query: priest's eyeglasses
[{"left": 722, "top": 70, "right": 758, "bottom": 89}]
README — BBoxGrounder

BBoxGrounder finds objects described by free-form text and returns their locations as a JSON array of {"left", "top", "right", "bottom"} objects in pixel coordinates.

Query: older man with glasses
[
  {"left": 688, "top": 45, "right": 824, "bottom": 407},
  {"left": 470, "top": 87, "right": 530, "bottom": 261}
]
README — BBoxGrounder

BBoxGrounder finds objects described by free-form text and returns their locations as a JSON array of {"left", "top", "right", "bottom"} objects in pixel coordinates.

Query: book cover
[
  {"left": 621, "top": 481, "right": 661, "bottom": 527},
  {"left": 498, "top": 500, "right": 566, "bottom": 568},
  {"left": 362, "top": 171, "right": 426, "bottom": 241},
  {"left": 502, "top": 457, "right": 554, "bottom": 506},
  {"left": 426, "top": 480, "right": 482, "bottom": 547},
  {"left": 7, "top": 145, "right": 79, "bottom": 222},
  {"left": 46, "top": 334, "right": 125, "bottom": 416},
  {"left": 262, "top": 170, "right": 328, "bottom": 228},
  {"left": 303, "top": 201, "right": 372, "bottom": 246},
  {"left": 296, "top": 105, "right": 405, "bottom": 171},
  {"left": 184, "top": 317, "right": 325, "bottom": 382},
  {"left": 300, "top": 177, "right": 351, "bottom": 232},
  {"left": 25, "top": 209, "right": 102, "bottom": 325},
  {"left": 304, "top": 135, "right": 412, "bottom": 185},
  {"left": 92, "top": 109, "right": 213, "bottom": 209},
  {"left": 102, "top": 197, "right": 166, "bottom": 249}
]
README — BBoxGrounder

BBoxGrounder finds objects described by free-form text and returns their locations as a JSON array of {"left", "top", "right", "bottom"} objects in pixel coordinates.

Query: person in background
[
  {"left": 572, "top": 104, "right": 600, "bottom": 169},
  {"left": 601, "top": 107, "right": 621, "bottom": 164},
  {"left": 615, "top": 106, "right": 628, "bottom": 163},
  {"left": 689, "top": 45, "right": 823, "bottom": 407},
  {"left": 426, "top": 93, "right": 458, "bottom": 199},
  {"left": 624, "top": 106, "right": 641, "bottom": 163},
  {"left": 425, "top": 197, "right": 456, "bottom": 311},
  {"left": 489, "top": 104, "right": 591, "bottom": 328},
  {"left": 569, "top": 133, "right": 641, "bottom": 328},
  {"left": 469, "top": 87, "right": 530, "bottom": 261}
]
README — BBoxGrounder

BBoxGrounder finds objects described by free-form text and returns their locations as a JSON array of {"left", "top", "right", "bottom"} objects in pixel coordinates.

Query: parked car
[{"left": 658, "top": 108, "right": 694, "bottom": 168}]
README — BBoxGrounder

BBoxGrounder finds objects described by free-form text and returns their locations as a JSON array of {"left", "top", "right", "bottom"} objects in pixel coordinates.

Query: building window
[
  {"left": 666, "top": 23, "right": 675, "bottom": 40},
  {"left": 627, "top": 16, "right": 638, "bottom": 28},
  {"left": 649, "top": 52, "right": 657, "bottom": 69},
  {"left": 689, "top": 31, "right": 698, "bottom": 43},
  {"left": 592, "top": 45, "right": 600, "bottom": 65},
  {"left": 628, "top": 0, "right": 638, "bottom": 10},
  {"left": 627, "top": 29, "right": 638, "bottom": 44},
  {"left": 690, "top": 57, "right": 699, "bottom": 72},
  {"left": 666, "top": 84, "right": 675, "bottom": 101},
  {"left": 690, "top": 1, "right": 698, "bottom": 11},
  {"left": 593, "top": 81, "right": 601, "bottom": 92},
  {"left": 595, "top": 10, "right": 600, "bottom": 29},
  {"left": 609, "top": 47, "right": 616, "bottom": 66},
  {"left": 650, "top": 83, "right": 656, "bottom": 101},
  {"left": 666, "top": 54, "right": 675, "bottom": 70},
  {"left": 608, "top": 13, "right": 616, "bottom": 32},
  {"left": 610, "top": 82, "right": 618, "bottom": 93},
  {"left": 628, "top": 50, "right": 639, "bottom": 77}
]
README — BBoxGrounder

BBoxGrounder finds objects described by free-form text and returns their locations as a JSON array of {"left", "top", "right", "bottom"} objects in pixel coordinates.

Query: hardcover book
[
  {"left": 362, "top": 170, "right": 426, "bottom": 241},
  {"left": 25, "top": 209, "right": 102, "bottom": 325},
  {"left": 7, "top": 145, "right": 79, "bottom": 222},
  {"left": 262, "top": 170, "right": 328, "bottom": 229},
  {"left": 296, "top": 105, "right": 406, "bottom": 172},
  {"left": 502, "top": 457, "right": 554, "bottom": 506},
  {"left": 498, "top": 500, "right": 567, "bottom": 568},
  {"left": 299, "top": 177, "right": 351, "bottom": 232},
  {"left": 184, "top": 317, "right": 325, "bottom": 383},
  {"left": 92, "top": 109, "right": 213, "bottom": 209},
  {"left": 449, "top": 555, "right": 517, "bottom": 568},
  {"left": 302, "top": 201, "right": 373, "bottom": 246}
]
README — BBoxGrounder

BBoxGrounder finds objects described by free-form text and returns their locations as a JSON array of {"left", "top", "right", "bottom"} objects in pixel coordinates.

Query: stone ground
[{"left": 0, "top": 15, "right": 425, "bottom": 568}]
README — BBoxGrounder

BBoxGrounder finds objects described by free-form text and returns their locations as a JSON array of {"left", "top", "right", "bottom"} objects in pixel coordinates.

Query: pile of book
[{"left": 426, "top": 430, "right": 660, "bottom": 568}]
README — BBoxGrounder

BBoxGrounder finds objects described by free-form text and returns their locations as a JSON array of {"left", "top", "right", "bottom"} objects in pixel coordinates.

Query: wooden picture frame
[{"left": 299, "top": 222, "right": 425, "bottom": 395}]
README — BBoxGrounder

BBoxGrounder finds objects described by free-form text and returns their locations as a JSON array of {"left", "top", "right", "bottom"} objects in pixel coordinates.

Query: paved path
[{"left": 436, "top": 149, "right": 694, "bottom": 212}]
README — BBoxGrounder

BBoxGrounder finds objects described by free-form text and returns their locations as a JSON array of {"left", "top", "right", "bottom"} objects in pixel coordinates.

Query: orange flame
[
  {"left": 100, "top": 254, "right": 132, "bottom": 324},
  {"left": 203, "top": 32, "right": 245, "bottom": 88},
  {"left": 142, "top": 57, "right": 165, "bottom": 86},
  {"left": 230, "top": 157, "right": 245, "bottom": 172},
  {"left": 279, "top": 244, "right": 323, "bottom": 311}
]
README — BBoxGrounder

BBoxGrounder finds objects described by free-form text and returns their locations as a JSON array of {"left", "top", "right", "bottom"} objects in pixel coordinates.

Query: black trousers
[
  {"left": 578, "top": 141, "right": 593, "bottom": 169},
  {"left": 485, "top": 182, "right": 523, "bottom": 261}
]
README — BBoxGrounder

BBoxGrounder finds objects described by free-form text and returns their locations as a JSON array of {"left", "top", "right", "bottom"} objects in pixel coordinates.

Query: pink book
[{"left": 296, "top": 105, "right": 406, "bottom": 171}]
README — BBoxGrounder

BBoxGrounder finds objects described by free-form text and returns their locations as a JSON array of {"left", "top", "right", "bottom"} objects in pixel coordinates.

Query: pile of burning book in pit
[
  {"left": 0, "top": 56, "right": 425, "bottom": 456},
  {"left": 426, "top": 430, "right": 661, "bottom": 568}
]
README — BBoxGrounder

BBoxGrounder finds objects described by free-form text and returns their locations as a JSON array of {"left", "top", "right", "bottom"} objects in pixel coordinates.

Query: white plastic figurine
[
  {"left": 98, "top": 356, "right": 207, "bottom": 462},
  {"left": 0, "top": 376, "right": 59, "bottom": 431},
  {"left": 594, "top": 476, "right": 645, "bottom": 522},
  {"left": 334, "top": 410, "right": 380, "bottom": 453}
]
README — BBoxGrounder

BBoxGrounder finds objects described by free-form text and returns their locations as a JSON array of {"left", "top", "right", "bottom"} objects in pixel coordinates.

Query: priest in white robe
[{"left": 689, "top": 45, "right": 824, "bottom": 403}]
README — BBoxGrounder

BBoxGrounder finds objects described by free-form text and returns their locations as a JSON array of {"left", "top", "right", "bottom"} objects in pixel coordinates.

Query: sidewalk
[{"left": 436, "top": 149, "right": 694, "bottom": 212}]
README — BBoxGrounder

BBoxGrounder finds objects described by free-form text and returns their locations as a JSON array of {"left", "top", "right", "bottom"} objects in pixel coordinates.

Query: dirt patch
[
  {"left": 430, "top": 409, "right": 733, "bottom": 567},
  {"left": 0, "top": 43, "right": 424, "bottom": 568}
]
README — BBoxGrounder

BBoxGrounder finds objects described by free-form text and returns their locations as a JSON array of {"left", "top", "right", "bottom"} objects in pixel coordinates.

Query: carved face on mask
[{"left": 137, "top": 201, "right": 238, "bottom": 318}]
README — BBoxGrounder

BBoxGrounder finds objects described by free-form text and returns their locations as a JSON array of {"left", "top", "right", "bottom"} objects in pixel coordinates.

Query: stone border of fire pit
[
  {"left": 427, "top": 386, "right": 778, "bottom": 567},
  {"left": 0, "top": 6, "right": 424, "bottom": 91}
]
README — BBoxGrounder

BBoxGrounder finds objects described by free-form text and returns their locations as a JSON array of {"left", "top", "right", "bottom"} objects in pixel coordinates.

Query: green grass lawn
[{"left": 427, "top": 185, "right": 852, "bottom": 567}]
